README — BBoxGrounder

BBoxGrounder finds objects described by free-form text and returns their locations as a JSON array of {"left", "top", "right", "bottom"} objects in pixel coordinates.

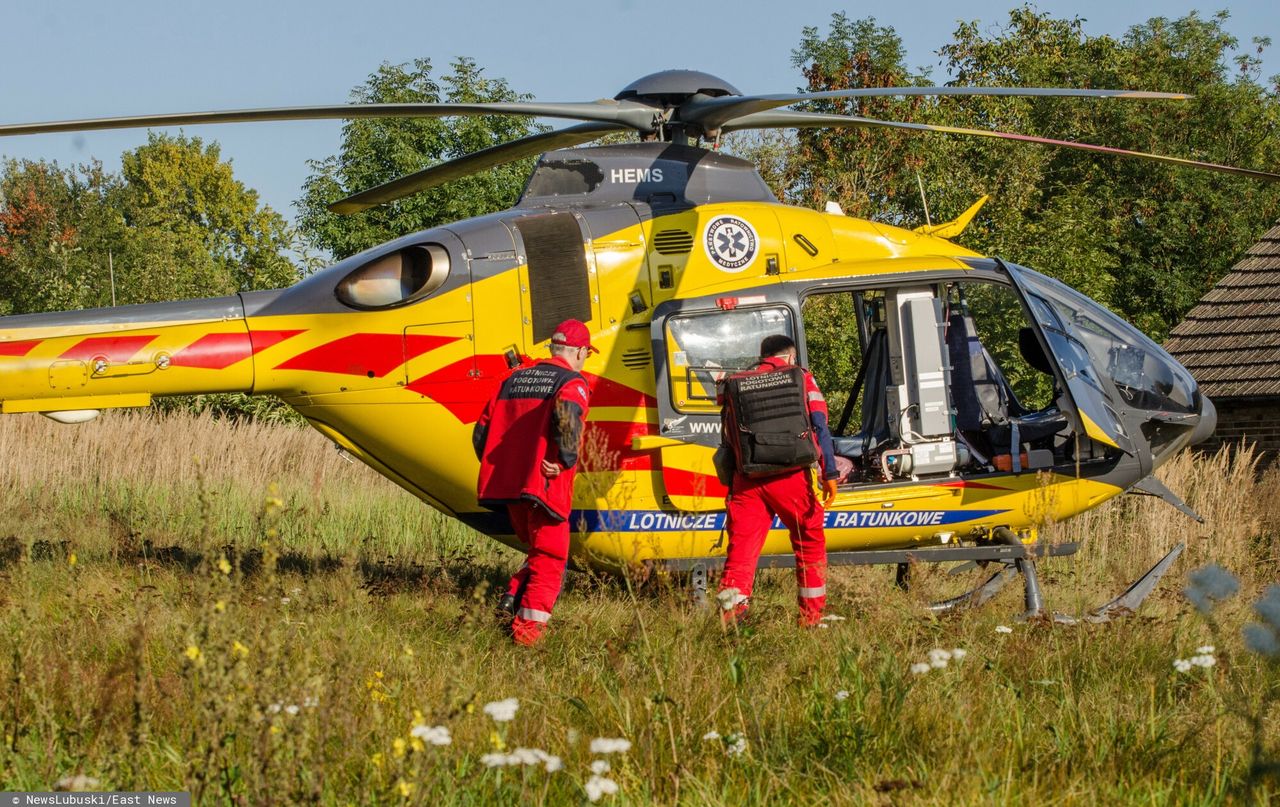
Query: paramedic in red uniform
[
  {"left": 472, "top": 319, "right": 595, "bottom": 646},
  {"left": 717, "top": 334, "right": 839, "bottom": 626}
]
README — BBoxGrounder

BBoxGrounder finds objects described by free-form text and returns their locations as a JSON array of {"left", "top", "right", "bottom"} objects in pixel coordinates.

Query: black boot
[{"left": 496, "top": 593, "right": 517, "bottom": 622}]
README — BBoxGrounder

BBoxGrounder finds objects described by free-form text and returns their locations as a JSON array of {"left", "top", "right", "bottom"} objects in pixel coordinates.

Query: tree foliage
[
  {"left": 296, "top": 57, "right": 548, "bottom": 260},
  {"left": 786, "top": 8, "right": 1280, "bottom": 403},
  {"left": 0, "top": 134, "right": 299, "bottom": 316}
]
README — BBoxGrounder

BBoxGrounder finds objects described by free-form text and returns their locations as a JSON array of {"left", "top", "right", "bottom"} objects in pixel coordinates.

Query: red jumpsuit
[
  {"left": 473, "top": 357, "right": 591, "bottom": 645},
  {"left": 718, "top": 356, "right": 838, "bottom": 626}
]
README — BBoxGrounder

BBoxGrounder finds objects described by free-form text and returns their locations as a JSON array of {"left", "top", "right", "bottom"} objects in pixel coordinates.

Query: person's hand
[
  {"left": 822, "top": 478, "right": 839, "bottom": 509},
  {"left": 541, "top": 459, "right": 562, "bottom": 478}
]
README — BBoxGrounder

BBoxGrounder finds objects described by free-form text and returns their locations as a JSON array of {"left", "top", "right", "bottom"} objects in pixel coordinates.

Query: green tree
[
  {"left": 0, "top": 159, "right": 124, "bottom": 315},
  {"left": 297, "top": 57, "right": 548, "bottom": 259},
  {"left": 116, "top": 132, "right": 297, "bottom": 301},
  {"left": 788, "top": 9, "right": 1280, "bottom": 403}
]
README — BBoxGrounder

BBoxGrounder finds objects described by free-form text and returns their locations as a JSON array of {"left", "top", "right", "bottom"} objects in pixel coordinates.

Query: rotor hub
[{"left": 614, "top": 69, "right": 741, "bottom": 107}]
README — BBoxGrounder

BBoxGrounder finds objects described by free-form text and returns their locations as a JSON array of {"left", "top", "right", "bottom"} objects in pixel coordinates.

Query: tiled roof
[{"left": 1166, "top": 221, "right": 1280, "bottom": 399}]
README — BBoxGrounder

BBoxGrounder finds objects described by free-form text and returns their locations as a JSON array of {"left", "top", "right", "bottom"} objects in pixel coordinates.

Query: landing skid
[{"left": 664, "top": 533, "right": 1184, "bottom": 623}]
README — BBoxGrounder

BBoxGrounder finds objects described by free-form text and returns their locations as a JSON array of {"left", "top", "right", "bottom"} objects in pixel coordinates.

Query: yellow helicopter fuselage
[{"left": 0, "top": 144, "right": 1205, "bottom": 568}]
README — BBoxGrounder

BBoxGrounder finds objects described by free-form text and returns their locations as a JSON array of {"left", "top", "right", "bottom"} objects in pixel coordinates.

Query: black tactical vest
[{"left": 721, "top": 366, "right": 817, "bottom": 478}]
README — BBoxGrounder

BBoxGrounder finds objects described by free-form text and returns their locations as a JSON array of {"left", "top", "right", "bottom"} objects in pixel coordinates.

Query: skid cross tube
[{"left": 661, "top": 541, "right": 1079, "bottom": 573}]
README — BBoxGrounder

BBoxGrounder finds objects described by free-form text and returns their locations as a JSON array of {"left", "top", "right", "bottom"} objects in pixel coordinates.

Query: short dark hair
[{"left": 760, "top": 334, "right": 796, "bottom": 357}]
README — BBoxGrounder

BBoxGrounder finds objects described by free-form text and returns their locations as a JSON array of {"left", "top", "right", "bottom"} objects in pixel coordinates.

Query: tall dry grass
[{"left": 0, "top": 410, "right": 1277, "bottom": 804}]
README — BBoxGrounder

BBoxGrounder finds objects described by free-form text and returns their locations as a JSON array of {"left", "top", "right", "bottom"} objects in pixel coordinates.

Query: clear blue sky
[{"left": 2, "top": 0, "right": 1276, "bottom": 226}]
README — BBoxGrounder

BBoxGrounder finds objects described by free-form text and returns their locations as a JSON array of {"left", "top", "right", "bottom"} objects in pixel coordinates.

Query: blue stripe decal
[{"left": 573, "top": 509, "right": 1010, "bottom": 533}]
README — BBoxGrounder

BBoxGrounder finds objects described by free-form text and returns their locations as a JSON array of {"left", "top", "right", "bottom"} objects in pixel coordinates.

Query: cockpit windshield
[{"left": 1010, "top": 265, "right": 1199, "bottom": 415}]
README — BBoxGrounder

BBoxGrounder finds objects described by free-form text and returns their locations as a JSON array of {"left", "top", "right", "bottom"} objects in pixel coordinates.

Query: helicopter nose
[{"left": 1189, "top": 394, "right": 1217, "bottom": 446}]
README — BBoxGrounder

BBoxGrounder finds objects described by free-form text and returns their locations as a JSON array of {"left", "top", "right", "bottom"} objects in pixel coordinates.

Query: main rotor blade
[
  {"left": 0, "top": 101, "right": 658, "bottom": 138},
  {"left": 329, "top": 122, "right": 629, "bottom": 214},
  {"left": 684, "top": 86, "right": 1191, "bottom": 133},
  {"left": 723, "top": 110, "right": 1280, "bottom": 183}
]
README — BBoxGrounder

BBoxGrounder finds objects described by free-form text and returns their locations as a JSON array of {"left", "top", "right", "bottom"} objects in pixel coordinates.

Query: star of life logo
[{"left": 703, "top": 216, "right": 758, "bottom": 272}]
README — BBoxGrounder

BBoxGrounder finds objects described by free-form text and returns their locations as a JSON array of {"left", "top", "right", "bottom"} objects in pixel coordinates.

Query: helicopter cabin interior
[{"left": 654, "top": 263, "right": 1201, "bottom": 489}]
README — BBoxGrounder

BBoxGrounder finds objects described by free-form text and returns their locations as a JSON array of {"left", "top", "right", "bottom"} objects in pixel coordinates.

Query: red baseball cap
[{"left": 550, "top": 319, "right": 599, "bottom": 353}]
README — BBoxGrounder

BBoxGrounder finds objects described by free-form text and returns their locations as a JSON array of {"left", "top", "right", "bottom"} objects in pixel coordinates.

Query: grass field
[{"left": 1, "top": 410, "right": 1278, "bottom": 804}]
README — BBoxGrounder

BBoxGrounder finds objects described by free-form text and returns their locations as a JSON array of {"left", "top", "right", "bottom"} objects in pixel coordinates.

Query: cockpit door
[
  {"left": 649, "top": 294, "right": 798, "bottom": 511},
  {"left": 1001, "top": 263, "right": 1135, "bottom": 455}
]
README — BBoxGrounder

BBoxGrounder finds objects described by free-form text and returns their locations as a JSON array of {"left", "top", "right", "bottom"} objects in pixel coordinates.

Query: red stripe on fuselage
[
  {"left": 406, "top": 354, "right": 508, "bottom": 424},
  {"left": 275, "top": 333, "right": 455, "bottom": 377},
  {"left": 170, "top": 333, "right": 252, "bottom": 370},
  {"left": 59, "top": 335, "right": 156, "bottom": 363},
  {"left": 0, "top": 339, "right": 40, "bottom": 357},
  {"left": 582, "top": 419, "right": 654, "bottom": 471},
  {"left": 583, "top": 372, "right": 658, "bottom": 409},
  {"left": 249, "top": 329, "right": 304, "bottom": 353},
  {"left": 661, "top": 466, "right": 728, "bottom": 499},
  {"left": 170, "top": 330, "right": 305, "bottom": 370}
]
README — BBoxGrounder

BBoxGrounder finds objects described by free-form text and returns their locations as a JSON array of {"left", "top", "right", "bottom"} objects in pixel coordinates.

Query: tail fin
[{"left": 913, "top": 195, "right": 990, "bottom": 240}]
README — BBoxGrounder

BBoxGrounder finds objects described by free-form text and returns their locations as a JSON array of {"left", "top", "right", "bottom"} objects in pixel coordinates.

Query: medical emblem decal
[{"left": 703, "top": 216, "right": 758, "bottom": 272}]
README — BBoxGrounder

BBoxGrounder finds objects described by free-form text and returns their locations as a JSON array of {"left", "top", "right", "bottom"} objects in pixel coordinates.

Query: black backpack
[{"left": 720, "top": 366, "right": 817, "bottom": 478}]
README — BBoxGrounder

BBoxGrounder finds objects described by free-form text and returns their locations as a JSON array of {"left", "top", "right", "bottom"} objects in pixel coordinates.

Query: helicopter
[{"left": 2, "top": 69, "right": 1276, "bottom": 620}]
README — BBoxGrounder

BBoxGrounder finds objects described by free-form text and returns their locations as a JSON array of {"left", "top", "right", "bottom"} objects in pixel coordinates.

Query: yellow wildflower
[
  {"left": 412, "top": 709, "right": 425, "bottom": 725},
  {"left": 396, "top": 779, "right": 414, "bottom": 797},
  {"left": 370, "top": 752, "right": 384, "bottom": 768},
  {"left": 68, "top": 553, "right": 77, "bottom": 567},
  {"left": 489, "top": 730, "right": 505, "bottom": 750},
  {"left": 184, "top": 645, "right": 202, "bottom": 662},
  {"left": 409, "top": 736, "right": 425, "bottom": 753},
  {"left": 392, "top": 737, "right": 407, "bottom": 758},
  {"left": 270, "top": 725, "right": 282, "bottom": 736},
  {"left": 217, "top": 557, "right": 232, "bottom": 575},
  {"left": 232, "top": 641, "right": 249, "bottom": 658},
  {"left": 213, "top": 600, "right": 226, "bottom": 613}
]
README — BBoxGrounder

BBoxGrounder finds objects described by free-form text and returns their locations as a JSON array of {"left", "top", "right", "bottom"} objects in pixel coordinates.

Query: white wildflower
[
  {"left": 410, "top": 724, "right": 452, "bottom": 747},
  {"left": 280, "top": 597, "right": 291, "bottom": 605},
  {"left": 835, "top": 690, "right": 850, "bottom": 701},
  {"left": 1196, "top": 645, "right": 1215, "bottom": 655},
  {"left": 54, "top": 774, "right": 100, "bottom": 792},
  {"left": 716, "top": 587, "right": 747, "bottom": 613},
  {"left": 701, "top": 730, "right": 721, "bottom": 741},
  {"left": 1190, "top": 654, "right": 1217, "bottom": 668},
  {"left": 1173, "top": 658, "right": 1193, "bottom": 673},
  {"left": 584, "top": 774, "right": 619, "bottom": 802},
  {"left": 481, "top": 747, "right": 559, "bottom": 771},
  {"left": 589, "top": 737, "right": 632, "bottom": 754},
  {"left": 590, "top": 759, "right": 610, "bottom": 775},
  {"left": 481, "top": 752, "right": 512, "bottom": 768},
  {"left": 482, "top": 697, "right": 519, "bottom": 723},
  {"left": 284, "top": 704, "right": 300, "bottom": 716},
  {"left": 267, "top": 703, "right": 282, "bottom": 714},
  {"left": 951, "top": 648, "right": 968, "bottom": 661},
  {"left": 303, "top": 696, "right": 319, "bottom": 709},
  {"left": 927, "top": 648, "right": 952, "bottom": 669},
  {"left": 725, "top": 732, "right": 748, "bottom": 757},
  {"left": 995, "top": 625, "right": 1014, "bottom": 634},
  {"left": 820, "top": 614, "right": 846, "bottom": 622},
  {"left": 910, "top": 662, "right": 932, "bottom": 675}
]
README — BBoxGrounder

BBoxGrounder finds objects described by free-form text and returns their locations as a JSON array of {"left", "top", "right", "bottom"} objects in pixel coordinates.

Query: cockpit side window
[
  {"left": 664, "top": 305, "right": 793, "bottom": 414},
  {"left": 335, "top": 244, "right": 451, "bottom": 309},
  {"left": 1013, "top": 266, "right": 1198, "bottom": 415}
]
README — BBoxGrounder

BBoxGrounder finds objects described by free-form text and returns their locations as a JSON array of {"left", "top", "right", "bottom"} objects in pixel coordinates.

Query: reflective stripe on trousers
[{"left": 517, "top": 607, "right": 552, "bottom": 624}]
